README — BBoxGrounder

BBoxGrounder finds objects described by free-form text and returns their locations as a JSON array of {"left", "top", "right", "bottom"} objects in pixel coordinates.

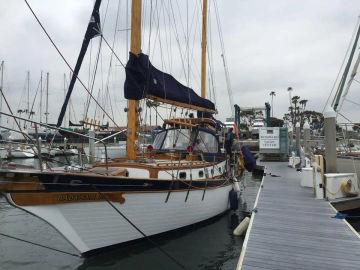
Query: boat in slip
[
  {"left": 0, "top": 0, "right": 245, "bottom": 256},
  {"left": 0, "top": 117, "right": 243, "bottom": 255}
]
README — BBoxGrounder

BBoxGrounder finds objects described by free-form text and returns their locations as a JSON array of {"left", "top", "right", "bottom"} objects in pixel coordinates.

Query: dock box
[{"left": 324, "top": 173, "right": 358, "bottom": 200}]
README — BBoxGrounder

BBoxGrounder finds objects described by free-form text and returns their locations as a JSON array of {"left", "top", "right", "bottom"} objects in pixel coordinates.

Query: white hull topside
[{"left": 8, "top": 184, "right": 233, "bottom": 255}]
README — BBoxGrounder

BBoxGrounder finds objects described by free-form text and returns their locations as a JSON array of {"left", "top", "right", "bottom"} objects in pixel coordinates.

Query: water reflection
[{"left": 78, "top": 212, "right": 244, "bottom": 270}]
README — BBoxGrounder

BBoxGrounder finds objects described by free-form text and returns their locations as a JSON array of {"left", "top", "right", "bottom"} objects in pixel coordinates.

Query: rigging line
[
  {"left": 207, "top": 3, "right": 217, "bottom": 105},
  {"left": 150, "top": 0, "right": 163, "bottom": 68},
  {"left": 147, "top": 0, "right": 154, "bottom": 57},
  {"left": 99, "top": 47, "right": 105, "bottom": 121},
  {"left": 344, "top": 97, "right": 360, "bottom": 108},
  {"left": 88, "top": 40, "right": 93, "bottom": 90},
  {"left": 28, "top": 75, "right": 42, "bottom": 120},
  {"left": 168, "top": 1, "right": 188, "bottom": 81},
  {"left": 17, "top": 73, "right": 27, "bottom": 113},
  {"left": 93, "top": 88, "right": 102, "bottom": 121},
  {"left": 163, "top": 1, "right": 174, "bottom": 73},
  {"left": 23, "top": 0, "right": 120, "bottom": 128},
  {"left": 0, "top": 232, "right": 80, "bottom": 258},
  {"left": 103, "top": 0, "right": 122, "bottom": 122},
  {"left": 213, "top": 0, "right": 232, "bottom": 109},
  {"left": 323, "top": 17, "right": 360, "bottom": 113},
  {"left": 92, "top": 0, "right": 109, "bottom": 113},
  {"left": 91, "top": 185, "right": 187, "bottom": 270},
  {"left": 101, "top": 36, "right": 126, "bottom": 68},
  {"left": 206, "top": 8, "right": 216, "bottom": 107},
  {"left": 161, "top": 0, "right": 172, "bottom": 72},
  {"left": 354, "top": 78, "right": 360, "bottom": 84},
  {"left": 337, "top": 111, "right": 356, "bottom": 125},
  {"left": 84, "top": 37, "right": 103, "bottom": 122},
  {"left": 186, "top": 0, "right": 190, "bottom": 87},
  {"left": 0, "top": 91, "right": 34, "bottom": 144},
  {"left": 188, "top": 0, "right": 202, "bottom": 87},
  {"left": 151, "top": 0, "right": 168, "bottom": 102}
]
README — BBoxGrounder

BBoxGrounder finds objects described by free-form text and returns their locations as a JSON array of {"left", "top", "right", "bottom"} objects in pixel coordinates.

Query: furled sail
[
  {"left": 124, "top": 53, "right": 216, "bottom": 112},
  {"left": 69, "top": 120, "right": 84, "bottom": 127},
  {"left": 56, "top": 0, "right": 102, "bottom": 127}
]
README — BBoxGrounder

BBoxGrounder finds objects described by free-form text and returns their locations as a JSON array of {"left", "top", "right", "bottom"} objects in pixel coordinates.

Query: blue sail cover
[{"left": 124, "top": 53, "right": 215, "bottom": 111}]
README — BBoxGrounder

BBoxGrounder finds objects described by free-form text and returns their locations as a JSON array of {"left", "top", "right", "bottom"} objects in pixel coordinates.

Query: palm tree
[
  {"left": 299, "top": 99, "right": 308, "bottom": 111},
  {"left": 287, "top": 87, "right": 293, "bottom": 107},
  {"left": 269, "top": 91, "right": 276, "bottom": 117}
]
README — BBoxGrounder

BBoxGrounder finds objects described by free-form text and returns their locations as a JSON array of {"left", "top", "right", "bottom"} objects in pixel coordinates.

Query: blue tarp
[
  {"left": 241, "top": 145, "right": 256, "bottom": 172},
  {"left": 124, "top": 53, "right": 215, "bottom": 111}
]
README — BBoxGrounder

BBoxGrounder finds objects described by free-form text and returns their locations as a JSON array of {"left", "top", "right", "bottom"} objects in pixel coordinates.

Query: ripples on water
[{"left": 0, "top": 167, "right": 261, "bottom": 270}]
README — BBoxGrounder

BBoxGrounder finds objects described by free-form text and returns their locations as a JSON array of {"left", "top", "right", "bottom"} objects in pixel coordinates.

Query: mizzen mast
[
  {"left": 126, "top": 0, "right": 141, "bottom": 160},
  {"left": 201, "top": 0, "right": 208, "bottom": 98}
]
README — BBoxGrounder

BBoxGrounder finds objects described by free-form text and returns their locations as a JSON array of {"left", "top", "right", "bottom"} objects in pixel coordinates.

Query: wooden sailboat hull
[{"left": 5, "top": 184, "right": 232, "bottom": 255}]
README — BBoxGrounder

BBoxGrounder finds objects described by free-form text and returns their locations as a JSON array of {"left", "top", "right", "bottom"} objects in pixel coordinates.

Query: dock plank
[{"left": 239, "top": 162, "right": 360, "bottom": 270}]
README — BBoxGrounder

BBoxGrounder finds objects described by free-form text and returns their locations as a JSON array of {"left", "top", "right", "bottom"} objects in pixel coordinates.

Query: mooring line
[
  {"left": 91, "top": 185, "right": 187, "bottom": 270},
  {"left": 0, "top": 232, "right": 81, "bottom": 257}
]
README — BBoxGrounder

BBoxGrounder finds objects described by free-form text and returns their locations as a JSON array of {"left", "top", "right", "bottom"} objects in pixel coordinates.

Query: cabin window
[
  {"left": 198, "top": 170, "right": 204, "bottom": 178},
  {"left": 153, "top": 131, "right": 166, "bottom": 149},
  {"left": 179, "top": 172, "right": 187, "bottom": 179},
  {"left": 194, "top": 131, "right": 218, "bottom": 153},
  {"left": 161, "top": 129, "right": 191, "bottom": 150}
]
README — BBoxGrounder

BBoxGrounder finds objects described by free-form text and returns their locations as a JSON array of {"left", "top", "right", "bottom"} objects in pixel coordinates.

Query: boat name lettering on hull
[
  {"left": 58, "top": 193, "right": 100, "bottom": 202},
  {"left": 10, "top": 192, "right": 126, "bottom": 206}
]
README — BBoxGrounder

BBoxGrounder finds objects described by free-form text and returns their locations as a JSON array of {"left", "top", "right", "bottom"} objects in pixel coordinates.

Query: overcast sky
[{"left": 1, "top": 0, "right": 360, "bottom": 127}]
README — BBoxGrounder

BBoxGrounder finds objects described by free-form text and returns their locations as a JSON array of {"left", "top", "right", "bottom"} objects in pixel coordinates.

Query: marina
[
  {"left": 238, "top": 162, "right": 360, "bottom": 270},
  {"left": 1, "top": 0, "right": 360, "bottom": 269}
]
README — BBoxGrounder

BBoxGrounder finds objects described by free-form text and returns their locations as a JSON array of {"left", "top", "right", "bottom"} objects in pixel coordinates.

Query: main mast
[
  {"left": 126, "top": 0, "right": 141, "bottom": 160},
  {"left": 201, "top": 0, "right": 208, "bottom": 98}
]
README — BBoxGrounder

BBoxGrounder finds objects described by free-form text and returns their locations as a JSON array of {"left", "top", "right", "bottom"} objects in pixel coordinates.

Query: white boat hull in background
[
  {"left": 7, "top": 148, "right": 36, "bottom": 158},
  {"left": 8, "top": 185, "right": 232, "bottom": 255}
]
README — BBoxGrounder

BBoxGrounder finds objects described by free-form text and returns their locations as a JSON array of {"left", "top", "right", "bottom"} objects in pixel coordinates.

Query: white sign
[{"left": 259, "top": 127, "right": 279, "bottom": 149}]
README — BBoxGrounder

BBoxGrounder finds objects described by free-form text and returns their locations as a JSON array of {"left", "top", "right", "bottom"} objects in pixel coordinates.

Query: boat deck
[{"left": 238, "top": 162, "right": 360, "bottom": 270}]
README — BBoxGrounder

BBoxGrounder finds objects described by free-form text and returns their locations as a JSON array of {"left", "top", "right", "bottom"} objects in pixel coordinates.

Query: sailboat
[{"left": 0, "top": 0, "right": 244, "bottom": 256}]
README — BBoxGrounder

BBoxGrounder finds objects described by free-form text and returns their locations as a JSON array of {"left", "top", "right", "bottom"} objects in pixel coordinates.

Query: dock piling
[
  {"left": 324, "top": 106, "right": 337, "bottom": 173},
  {"left": 303, "top": 120, "right": 310, "bottom": 156},
  {"left": 295, "top": 122, "right": 300, "bottom": 156}
]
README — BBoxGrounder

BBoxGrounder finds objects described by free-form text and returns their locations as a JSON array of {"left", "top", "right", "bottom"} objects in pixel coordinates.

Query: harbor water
[{"left": 0, "top": 158, "right": 261, "bottom": 270}]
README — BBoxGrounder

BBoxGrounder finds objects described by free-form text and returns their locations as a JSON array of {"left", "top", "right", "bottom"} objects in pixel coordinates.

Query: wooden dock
[{"left": 237, "top": 162, "right": 360, "bottom": 270}]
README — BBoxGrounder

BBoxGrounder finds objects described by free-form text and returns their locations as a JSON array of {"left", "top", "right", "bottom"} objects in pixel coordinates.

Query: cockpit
[{"left": 153, "top": 127, "right": 219, "bottom": 154}]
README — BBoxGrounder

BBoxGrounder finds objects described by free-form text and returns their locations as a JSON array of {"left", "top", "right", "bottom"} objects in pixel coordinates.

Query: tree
[
  {"left": 240, "top": 110, "right": 255, "bottom": 126},
  {"left": 269, "top": 117, "right": 284, "bottom": 127},
  {"left": 299, "top": 99, "right": 308, "bottom": 111}
]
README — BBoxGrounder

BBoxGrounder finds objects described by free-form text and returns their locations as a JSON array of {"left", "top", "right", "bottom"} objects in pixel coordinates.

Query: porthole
[
  {"left": 198, "top": 170, "right": 204, "bottom": 178},
  {"left": 179, "top": 172, "right": 187, "bottom": 179}
]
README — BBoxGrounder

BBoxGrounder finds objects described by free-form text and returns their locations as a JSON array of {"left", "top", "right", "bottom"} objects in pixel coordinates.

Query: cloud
[{"left": 1, "top": 0, "right": 360, "bottom": 127}]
